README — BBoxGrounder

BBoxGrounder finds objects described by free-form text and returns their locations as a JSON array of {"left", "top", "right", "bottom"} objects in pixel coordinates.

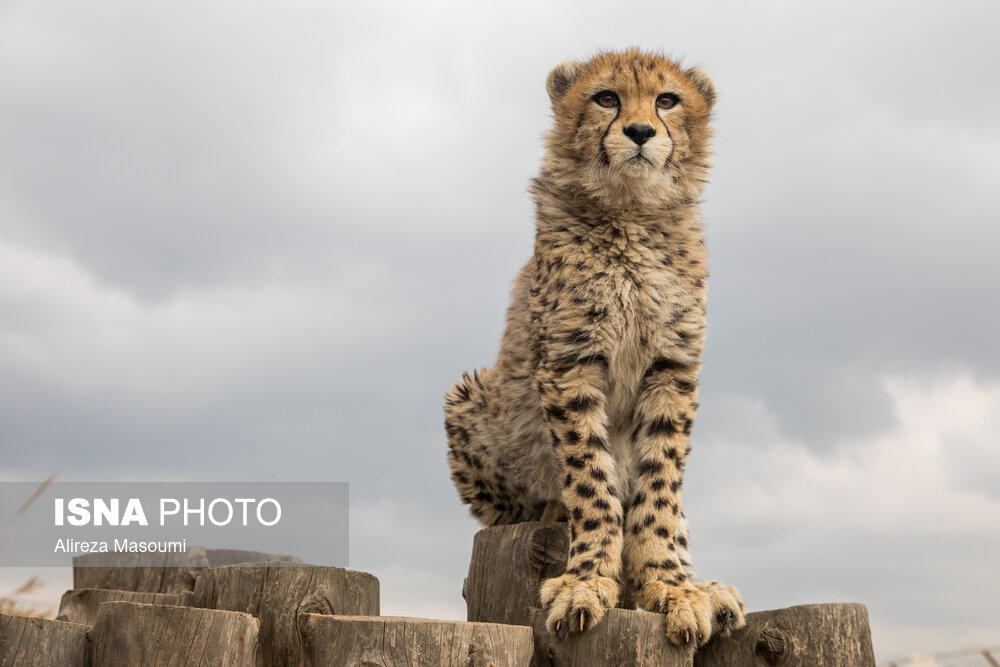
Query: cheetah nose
[{"left": 623, "top": 123, "right": 656, "bottom": 145}]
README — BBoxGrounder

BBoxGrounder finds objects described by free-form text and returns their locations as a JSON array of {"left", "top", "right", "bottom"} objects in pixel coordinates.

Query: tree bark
[
  {"left": 56, "top": 588, "right": 189, "bottom": 626},
  {"left": 529, "top": 607, "right": 693, "bottom": 667},
  {"left": 694, "top": 603, "right": 876, "bottom": 666},
  {"left": 190, "top": 564, "right": 379, "bottom": 666},
  {"left": 73, "top": 547, "right": 209, "bottom": 594},
  {"left": 468, "top": 524, "right": 876, "bottom": 667},
  {"left": 89, "top": 601, "right": 258, "bottom": 666},
  {"left": 205, "top": 549, "right": 303, "bottom": 566},
  {"left": 0, "top": 614, "right": 90, "bottom": 667},
  {"left": 465, "top": 522, "right": 570, "bottom": 627},
  {"left": 72, "top": 547, "right": 302, "bottom": 595},
  {"left": 300, "top": 614, "right": 534, "bottom": 667}
]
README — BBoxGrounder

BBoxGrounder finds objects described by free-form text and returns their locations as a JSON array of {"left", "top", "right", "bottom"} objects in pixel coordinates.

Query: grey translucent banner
[{"left": 0, "top": 482, "right": 348, "bottom": 567}]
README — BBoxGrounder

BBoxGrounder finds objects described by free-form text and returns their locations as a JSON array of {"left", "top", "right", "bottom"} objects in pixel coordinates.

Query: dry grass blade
[
  {"left": 1, "top": 475, "right": 59, "bottom": 618},
  {"left": 0, "top": 575, "right": 53, "bottom": 617},
  {"left": 13, "top": 472, "right": 58, "bottom": 520}
]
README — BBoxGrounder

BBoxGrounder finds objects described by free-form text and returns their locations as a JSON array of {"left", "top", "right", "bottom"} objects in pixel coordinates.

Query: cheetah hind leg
[
  {"left": 445, "top": 369, "right": 546, "bottom": 525},
  {"left": 539, "top": 499, "right": 567, "bottom": 522}
]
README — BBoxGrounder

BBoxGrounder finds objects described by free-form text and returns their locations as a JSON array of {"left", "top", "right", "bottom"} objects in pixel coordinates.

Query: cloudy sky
[{"left": 1, "top": 0, "right": 998, "bottom": 661}]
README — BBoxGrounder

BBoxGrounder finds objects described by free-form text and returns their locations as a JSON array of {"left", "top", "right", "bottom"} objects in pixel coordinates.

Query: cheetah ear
[
  {"left": 684, "top": 68, "right": 716, "bottom": 109},
  {"left": 546, "top": 60, "right": 583, "bottom": 106}
]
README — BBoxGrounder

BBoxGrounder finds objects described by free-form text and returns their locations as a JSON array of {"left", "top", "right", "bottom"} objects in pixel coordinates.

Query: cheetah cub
[{"left": 445, "top": 49, "right": 745, "bottom": 647}]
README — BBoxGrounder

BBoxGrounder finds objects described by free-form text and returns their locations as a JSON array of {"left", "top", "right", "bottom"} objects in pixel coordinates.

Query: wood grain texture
[
  {"left": 190, "top": 564, "right": 379, "bottom": 666},
  {"left": 90, "top": 601, "right": 258, "bottom": 666},
  {"left": 465, "top": 522, "right": 570, "bottom": 627},
  {"left": 0, "top": 614, "right": 90, "bottom": 667},
  {"left": 205, "top": 549, "right": 303, "bottom": 566},
  {"left": 468, "top": 525, "right": 875, "bottom": 666},
  {"left": 57, "top": 588, "right": 188, "bottom": 626},
  {"left": 529, "top": 607, "right": 693, "bottom": 667},
  {"left": 694, "top": 603, "right": 876, "bottom": 666},
  {"left": 73, "top": 547, "right": 209, "bottom": 594},
  {"left": 300, "top": 614, "right": 534, "bottom": 667}
]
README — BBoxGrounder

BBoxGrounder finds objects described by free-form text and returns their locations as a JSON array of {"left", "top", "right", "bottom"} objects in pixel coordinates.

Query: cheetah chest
[
  {"left": 589, "top": 264, "right": 698, "bottom": 414},
  {"left": 573, "top": 257, "right": 703, "bottom": 483}
]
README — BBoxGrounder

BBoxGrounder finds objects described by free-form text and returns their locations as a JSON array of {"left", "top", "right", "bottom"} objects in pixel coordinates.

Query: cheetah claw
[
  {"left": 540, "top": 574, "right": 618, "bottom": 639},
  {"left": 637, "top": 580, "right": 713, "bottom": 647}
]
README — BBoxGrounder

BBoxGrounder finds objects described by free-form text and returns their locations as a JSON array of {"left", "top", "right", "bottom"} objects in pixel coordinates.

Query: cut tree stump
[
  {"left": 73, "top": 547, "right": 210, "bottom": 594},
  {"left": 72, "top": 547, "right": 302, "bottom": 595},
  {"left": 694, "top": 602, "right": 876, "bottom": 666},
  {"left": 90, "top": 601, "right": 258, "bottom": 666},
  {"left": 529, "top": 607, "right": 693, "bottom": 667},
  {"left": 56, "top": 588, "right": 189, "bottom": 626},
  {"left": 190, "top": 564, "right": 379, "bottom": 666},
  {"left": 527, "top": 603, "right": 876, "bottom": 667},
  {"left": 205, "top": 548, "right": 303, "bottom": 566},
  {"left": 0, "top": 614, "right": 90, "bottom": 667},
  {"left": 468, "top": 523, "right": 876, "bottom": 666},
  {"left": 465, "top": 522, "right": 569, "bottom": 627},
  {"left": 465, "top": 522, "right": 637, "bottom": 628},
  {"left": 300, "top": 614, "right": 535, "bottom": 667}
]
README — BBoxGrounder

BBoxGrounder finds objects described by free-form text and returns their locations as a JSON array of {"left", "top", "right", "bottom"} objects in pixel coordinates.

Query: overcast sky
[{"left": 1, "top": 0, "right": 998, "bottom": 662}]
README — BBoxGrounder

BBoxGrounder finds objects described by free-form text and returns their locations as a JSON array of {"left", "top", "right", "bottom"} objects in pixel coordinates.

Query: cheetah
[{"left": 445, "top": 49, "right": 745, "bottom": 647}]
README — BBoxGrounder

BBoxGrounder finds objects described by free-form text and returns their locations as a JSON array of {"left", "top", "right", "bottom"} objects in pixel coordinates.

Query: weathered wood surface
[
  {"left": 466, "top": 522, "right": 637, "bottom": 629},
  {"left": 0, "top": 614, "right": 90, "bottom": 667},
  {"left": 56, "top": 588, "right": 188, "bottom": 625},
  {"left": 72, "top": 547, "right": 302, "bottom": 596},
  {"left": 205, "top": 548, "right": 303, "bottom": 566},
  {"left": 694, "top": 602, "right": 875, "bottom": 666},
  {"left": 465, "top": 522, "right": 569, "bottom": 627},
  {"left": 90, "top": 601, "right": 258, "bottom": 666},
  {"left": 529, "top": 607, "right": 693, "bottom": 667},
  {"left": 190, "top": 564, "right": 379, "bottom": 666},
  {"left": 469, "top": 524, "right": 875, "bottom": 666},
  {"left": 73, "top": 547, "right": 210, "bottom": 594},
  {"left": 300, "top": 614, "right": 534, "bottom": 667},
  {"left": 528, "top": 603, "right": 875, "bottom": 667}
]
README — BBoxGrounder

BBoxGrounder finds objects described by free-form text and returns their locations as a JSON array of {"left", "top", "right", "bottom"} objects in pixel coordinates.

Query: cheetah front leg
[
  {"left": 623, "top": 359, "right": 745, "bottom": 646},
  {"left": 537, "top": 355, "right": 626, "bottom": 639}
]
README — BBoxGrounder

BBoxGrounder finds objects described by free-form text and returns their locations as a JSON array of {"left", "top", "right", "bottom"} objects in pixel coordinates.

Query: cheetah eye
[
  {"left": 592, "top": 91, "right": 619, "bottom": 108},
  {"left": 656, "top": 93, "right": 680, "bottom": 110}
]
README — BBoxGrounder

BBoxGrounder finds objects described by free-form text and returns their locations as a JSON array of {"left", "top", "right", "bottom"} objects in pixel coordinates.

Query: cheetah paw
[
  {"left": 637, "top": 580, "right": 713, "bottom": 647},
  {"left": 693, "top": 580, "right": 746, "bottom": 638},
  {"left": 540, "top": 574, "right": 619, "bottom": 640}
]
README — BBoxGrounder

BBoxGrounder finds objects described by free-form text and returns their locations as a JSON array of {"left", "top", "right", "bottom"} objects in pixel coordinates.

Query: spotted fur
[{"left": 445, "top": 49, "right": 744, "bottom": 647}]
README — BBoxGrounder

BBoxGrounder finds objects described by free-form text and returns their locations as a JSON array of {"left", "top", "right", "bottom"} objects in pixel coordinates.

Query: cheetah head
[{"left": 543, "top": 49, "right": 716, "bottom": 209}]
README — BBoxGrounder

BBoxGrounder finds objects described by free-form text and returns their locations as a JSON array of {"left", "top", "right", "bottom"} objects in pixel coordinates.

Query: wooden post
[
  {"left": 57, "top": 588, "right": 188, "bottom": 626},
  {"left": 466, "top": 522, "right": 570, "bottom": 627},
  {"left": 73, "top": 547, "right": 209, "bottom": 594},
  {"left": 72, "top": 547, "right": 301, "bottom": 595},
  {"left": 528, "top": 603, "right": 876, "bottom": 667},
  {"left": 205, "top": 548, "right": 303, "bottom": 566},
  {"left": 0, "top": 614, "right": 90, "bottom": 667},
  {"left": 299, "top": 614, "right": 535, "bottom": 667},
  {"left": 190, "top": 564, "right": 379, "bottom": 666},
  {"left": 468, "top": 524, "right": 876, "bottom": 667},
  {"left": 529, "top": 607, "right": 693, "bottom": 667},
  {"left": 89, "top": 601, "right": 258, "bottom": 666},
  {"left": 694, "top": 603, "right": 876, "bottom": 666}
]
